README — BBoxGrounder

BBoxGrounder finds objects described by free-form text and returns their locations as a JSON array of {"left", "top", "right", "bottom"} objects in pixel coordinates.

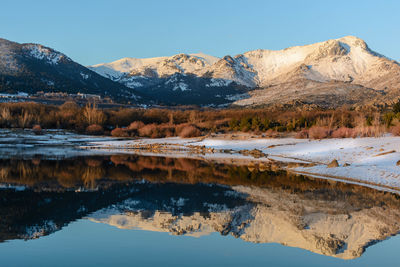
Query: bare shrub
[
  {"left": 353, "top": 113, "right": 384, "bottom": 137},
  {"left": 390, "top": 125, "right": 400, "bottom": 136},
  {"left": 111, "top": 127, "right": 129, "bottom": 137},
  {"left": 138, "top": 124, "right": 161, "bottom": 138},
  {"left": 83, "top": 102, "right": 105, "bottom": 125},
  {"left": 0, "top": 107, "right": 12, "bottom": 126},
  {"left": 331, "top": 127, "right": 355, "bottom": 138},
  {"left": 178, "top": 125, "right": 201, "bottom": 138},
  {"left": 32, "top": 125, "right": 42, "bottom": 135},
  {"left": 295, "top": 129, "right": 309, "bottom": 139},
  {"left": 127, "top": 121, "right": 145, "bottom": 131},
  {"left": 126, "top": 121, "right": 145, "bottom": 136},
  {"left": 354, "top": 126, "right": 385, "bottom": 137},
  {"left": 175, "top": 123, "right": 189, "bottom": 135},
  {"left": 159, "top": 124, "right": 175, "bottom": 137},
  {"left": 86, "top": 124, "right": 104, "bottom": 135},
  {"left": 308, "top": 126, "right": 330, "bottom": 139},
  {"left": 18, "top": 110, "right": 32, "bottom": 128},
  {"left": 61, "top": 101, "right": 79, "bottom": 110},
  {"left": 264, "top": 129, "right": 279, "bottom": 138}
]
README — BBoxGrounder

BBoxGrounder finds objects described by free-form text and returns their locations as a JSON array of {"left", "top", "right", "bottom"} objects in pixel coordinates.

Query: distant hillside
[{"left": 0, "top": 38, "right": 143, "bottom": 103}]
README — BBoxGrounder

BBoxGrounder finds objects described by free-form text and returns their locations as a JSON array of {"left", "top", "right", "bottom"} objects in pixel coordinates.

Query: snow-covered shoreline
[{"left": 84, "top": 136, "right": 400, "bottom": 192}]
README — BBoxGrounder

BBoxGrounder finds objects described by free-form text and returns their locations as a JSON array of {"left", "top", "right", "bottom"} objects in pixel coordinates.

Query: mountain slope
[
  {"left": 231, "top": 36, "right": 400, "bottom": 107},
  {"left": 0, "top": 38, "right": 143, "bottom": 102},
  {"left": 89, "top": 53, "right": 251, "bottom": 106},
  {"left": 91, "top": 36, "right": 400, "bottom": 108}
]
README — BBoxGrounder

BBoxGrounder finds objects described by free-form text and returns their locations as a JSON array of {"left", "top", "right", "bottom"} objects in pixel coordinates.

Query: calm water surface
[{"left": 1, "top": 130, "right": 400, "bottom": 266}]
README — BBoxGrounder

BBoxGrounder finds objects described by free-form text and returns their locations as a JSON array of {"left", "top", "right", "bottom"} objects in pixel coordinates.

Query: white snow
[
  {"left": 89, "top": 36, "right": 396, "bottom": 92},
  {"left": 225, "top": 93, "right": 249, "bottom": 101},
  {"left": 239, "top": 36, "right": 390, "bottom": 86},
  {"left": 23, "top": 220, "right": 58, "bottom": 240},
  {"left": 205, "top": 78, "right": 233, "bottom": 87},
  {"left": 25, "top": 44, "right": 64, "bottom": 65},
  {"left": 80, "top": 72, "right": 89, "bottom": 80},
  {"left": 173, "top": 82, "right": 189, "bottom": 91}
]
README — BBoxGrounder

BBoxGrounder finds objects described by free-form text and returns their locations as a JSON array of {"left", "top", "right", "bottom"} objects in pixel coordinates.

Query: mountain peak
[{"left": 335, "top": 36, "right": 369, "bottom": 50}]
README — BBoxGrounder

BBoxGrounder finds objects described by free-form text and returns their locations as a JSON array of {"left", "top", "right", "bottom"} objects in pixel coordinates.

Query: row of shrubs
[
  {"left": 108, "top": 122, "right": 201, "bottom": 138},
  {"left": 2, "top": 101, "right": 400, "bottom": 138}
]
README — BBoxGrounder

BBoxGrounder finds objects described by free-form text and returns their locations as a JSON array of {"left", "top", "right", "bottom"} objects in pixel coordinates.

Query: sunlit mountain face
[{"left": 1, "top": 155, "right": 400, "bottom": 260}]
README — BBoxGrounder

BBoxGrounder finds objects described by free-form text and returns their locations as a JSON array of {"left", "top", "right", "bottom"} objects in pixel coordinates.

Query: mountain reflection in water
[{"left": 1, "top": 155, "right": 400, "bottom": 260}]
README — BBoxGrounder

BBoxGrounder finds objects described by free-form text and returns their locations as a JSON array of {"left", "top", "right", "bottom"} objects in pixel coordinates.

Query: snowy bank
[{"left": 84, "top": 136, "right": 400, "bottom": 192}]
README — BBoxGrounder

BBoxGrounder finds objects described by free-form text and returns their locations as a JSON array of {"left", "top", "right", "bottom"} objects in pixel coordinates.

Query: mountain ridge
[
  {"left": 89, "top": 35, "right": 400, "bottom": 108},
  {"left": 1, "top": 36, "right": 400, "bottom": 108}
]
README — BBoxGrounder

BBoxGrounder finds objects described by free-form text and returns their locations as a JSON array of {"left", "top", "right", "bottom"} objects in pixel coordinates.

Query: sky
[{"left": 1, "top": 0, "right": 399, "bottom": 66}]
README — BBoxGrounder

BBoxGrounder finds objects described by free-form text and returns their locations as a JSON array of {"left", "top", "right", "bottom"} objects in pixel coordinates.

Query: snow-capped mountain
[
  {"left": 89, "top": 53, "right": 252, "bottom": 105},
  {"left": 1, "top": 35, "right": 399, "bottom": 107},
  {"left": 90, "top": 36, "right": 400, "bottom": 108},
  {"left": 0, "top": 38, "right": 143, "bottom": 102},
  {"left": 90, "top": 53, "right": 219, "bottom": 80}
]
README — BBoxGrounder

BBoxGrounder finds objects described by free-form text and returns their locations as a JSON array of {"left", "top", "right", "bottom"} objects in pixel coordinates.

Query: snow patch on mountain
[
  {"left": 24, "top": 44, "right": 65, "bottom": 65},
  {"left": 206, "top": 78, "right": 233, "bottom": 87},
  {"left": 89, "top": 53, "right": 220, "bottom": 80},
  {"left": 80, "top": 72, "right": 89, "bottom": 80},
  {"left": 173, "top": 82, "right": 189, "bottom": 91},
  {"left": 225, "top": 93, "right": 249, "bottom": 101},
  {"left": 22, "top": 220, "right": 59, "bottom": 240}
]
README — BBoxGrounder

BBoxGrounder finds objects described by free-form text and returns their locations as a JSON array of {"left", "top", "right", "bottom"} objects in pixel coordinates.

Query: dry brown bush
[
  {"left": 83, "top": 103, "right": 105, "bottom": 125},
  {"left": 0, "top": 107, "right": 12, "bottom": 126},
  {"left": 331, "top": 127, "right": 356, "bottom": 138},
  {"left": 308, "top": 126, "right": 330, "bottom": 139},
  {"left": 60, "top": 101, "right": 79, "bottom": 110},
  {"left": 159, "top": 123, "right": 175, "bottom": 137},
  {"left": 111, "top": 127, "right": 129, "bottom": 137},
  {"left": 295, "top": 129, "right": 309, "bottom": 139},
  {"left": 127, "top": 121, "right": 145, "bottom": 131},
  {"left": 178, "top": 125, "right": 201, "bottom": 138},
  {"left": 390, "top": 125, "right": 400, "bottom": 136},
  {"left": 264, "top": 129, "right": 279, "bottom": 138},
  {"left": 354, "top": 126, "right": 385, "bottom": 137},
  {"left": 32, "top": 124, "right": 42, "bottom": 135},
  {"left": 86, "top": 124, "right": 104, "bottom": 135},
  {"left": 18, "top": 110, "right": 33, "bottom": 128},
  {"left": 138, "top": 124, "right": 162, "bottom": 138}
]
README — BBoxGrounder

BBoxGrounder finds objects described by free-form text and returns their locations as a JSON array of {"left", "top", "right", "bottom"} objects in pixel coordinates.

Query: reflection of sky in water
[{"left": 1, "top": 219, "right": 400, "bottom": 267}]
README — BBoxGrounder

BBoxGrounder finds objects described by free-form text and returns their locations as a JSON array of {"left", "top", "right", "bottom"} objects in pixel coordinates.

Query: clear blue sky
[{"left": 1, "top": 0, "right": 399, "bottom": 66}]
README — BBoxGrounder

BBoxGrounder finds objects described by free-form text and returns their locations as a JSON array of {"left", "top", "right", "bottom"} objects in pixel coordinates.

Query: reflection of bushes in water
[
  {"left": 0, "top": 166, "right": 10, "bottom": 181},
  {"left": 103, "top": 156, "right": 400, "bottom": 210},
  {"left": 0, "top": 159, "right": 108, "bottom": 189},
  {"left": 0, "top": 156, "right": 400, "bottom": 209},
  {"left": 82, "top": 167, "right": 105, "bottom": 189}
]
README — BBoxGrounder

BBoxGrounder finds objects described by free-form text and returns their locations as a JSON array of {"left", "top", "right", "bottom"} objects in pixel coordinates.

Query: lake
[{"left": 1, "top": 130, "right": 400, "bottom": 266}]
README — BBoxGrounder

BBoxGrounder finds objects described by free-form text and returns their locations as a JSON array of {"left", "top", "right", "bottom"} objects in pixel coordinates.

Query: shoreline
[{"left": 83, "top": 135, "right": 400, "bottom": 193}]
